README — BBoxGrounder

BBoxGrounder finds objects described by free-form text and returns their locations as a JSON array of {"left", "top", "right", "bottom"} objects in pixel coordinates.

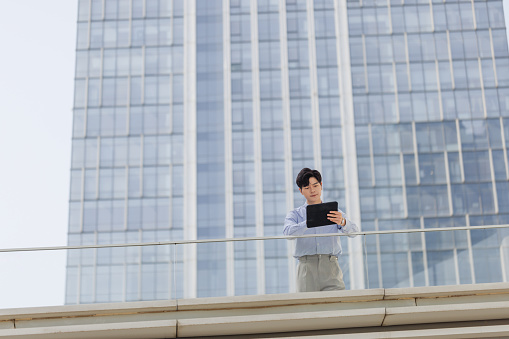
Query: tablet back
[{"left": 306, "top": 201, "right": 338, "bottom": 228}]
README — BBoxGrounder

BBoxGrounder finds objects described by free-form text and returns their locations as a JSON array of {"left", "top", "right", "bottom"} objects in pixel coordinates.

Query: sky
[
  {"left": 0, "top": 1, "right": 77, "bottom": 308},
  {"left": 0, "top": 0, "right": 508, "bottom": 310}
]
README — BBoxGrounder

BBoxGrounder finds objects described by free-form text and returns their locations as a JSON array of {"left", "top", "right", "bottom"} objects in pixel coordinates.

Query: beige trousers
[{"left": 297, "top": 254, "right": 346, "bottom": 292}]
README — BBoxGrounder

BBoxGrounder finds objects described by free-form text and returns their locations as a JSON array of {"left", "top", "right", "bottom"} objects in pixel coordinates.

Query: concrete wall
[{"left": 1, "top": 283, "right": 509, "bottom": 338}]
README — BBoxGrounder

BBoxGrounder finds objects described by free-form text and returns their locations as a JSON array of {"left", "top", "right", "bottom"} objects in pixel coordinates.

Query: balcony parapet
[{"left": 1, "top": 282, "right": 509, "bottom": 338}]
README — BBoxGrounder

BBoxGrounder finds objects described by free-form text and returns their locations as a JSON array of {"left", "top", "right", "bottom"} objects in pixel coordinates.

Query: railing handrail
[{"left": 1, "top": 224, "right": 508, "bottom": 253}]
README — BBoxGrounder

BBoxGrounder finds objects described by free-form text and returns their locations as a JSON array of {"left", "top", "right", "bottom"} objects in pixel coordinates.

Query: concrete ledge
[
  {"left": 14, "top": 312, "right": 177, "bottom": 329},
  {"left": 0, "top": 321, "right": 13, "bottom": 330},
  {"left": 0, "top": 320, "right": 177, "bottom": 339},
  {"left": 177, "top": 289, "right": 385, "bottom": 311},
  {"left": 0, "top": 300, "right": 177, "bottom": 322},
  {"left": 416, "top": 292, "right": 509, "bottom": 306},
  {"left": 383, "top": 301, "right": 509, "bottom": 326},
  {"left": 281, "top": 324, "right": 509, "bottom": 338},
  {"left": 178, "top": 308, "right": 386, "bottom": 337},
  {"left": 1, "top": 284, "right": 509, "bottom": 338},
  {"left": 385, "top": 282, "right": 509, "bottom": 300}
]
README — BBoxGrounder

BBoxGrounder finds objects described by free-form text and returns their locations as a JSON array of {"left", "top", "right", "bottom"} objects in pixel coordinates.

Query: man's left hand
[{"left": 327, "top": 211, "right": 345, "bottom": 226}]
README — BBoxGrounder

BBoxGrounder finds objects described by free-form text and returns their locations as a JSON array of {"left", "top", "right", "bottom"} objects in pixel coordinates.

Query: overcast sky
[
  {"left": 0, "top": 1, "right": 77, "bottom": 309},
  {"left": 0, "top": 0, "right": 508, "bottom": 310}
]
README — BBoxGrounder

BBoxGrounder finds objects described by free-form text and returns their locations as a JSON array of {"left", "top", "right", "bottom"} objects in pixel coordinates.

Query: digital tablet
[{"left": 306, "top": 201, "right": 338, "bottom": 228}]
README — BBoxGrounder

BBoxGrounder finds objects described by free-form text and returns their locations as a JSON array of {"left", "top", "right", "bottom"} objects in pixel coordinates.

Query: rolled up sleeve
[{"left": 338, "top": 211, "right": 359, "bottom": 238}]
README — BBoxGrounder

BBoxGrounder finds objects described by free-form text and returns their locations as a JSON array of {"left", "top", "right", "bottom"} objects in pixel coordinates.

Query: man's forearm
[{"left": 283, "top": 220, "right": 307, "bottom": 236}]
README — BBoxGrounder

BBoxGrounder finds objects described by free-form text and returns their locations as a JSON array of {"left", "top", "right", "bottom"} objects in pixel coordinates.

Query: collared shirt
[{"left": 283, "top": 202, "right": 359, "bottom": 258}]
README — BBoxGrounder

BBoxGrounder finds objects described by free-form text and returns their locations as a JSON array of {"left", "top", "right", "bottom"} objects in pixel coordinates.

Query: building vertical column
[
  {"left": 455, "top": 120, "right": 466, "bottom": 182},
  {"left": 488, "top": 149, "right": 499, "bottom": 215},
  {"left": 183, "top": 0, "right": 197, "bottom": 299},
  {"left": 334, "top": 0, "right": 365, "bottom": 289},
  {"left": 196, "top": 1, "right": 226, "bottom": 298},
  {"left": 250, "top": 0, "right": 266, "bottom": 295},
  {"left": 444, "top": 151, "right": 455, "bottom": 216},
  {"left": 420, "top": 216, "right": 430, "bottom": 286},
  {"left": 223, "top": 0, "right": 235, "bottom": 297},
  {"left": 306, "top": 0, "right": 322, "bottom": 172},
  {"left": 500, "top": 118, "right": 509, "bottom": 180},
  {"left": 400, "top": 153, "right": 409, "bottom": 218},
  {"left": 279, "top": 0, "right": 296, "bottom": 292},
  {"left": 465, "top": 215, "right": 477, "bottom": 284},
  {"left": 489, "top": 29, "right": 498, "bottom": 87}
]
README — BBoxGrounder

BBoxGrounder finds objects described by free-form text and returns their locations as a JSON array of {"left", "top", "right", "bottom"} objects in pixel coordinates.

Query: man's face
[{"left": 299, "top": 177, "right": 322, "bottom": 205}]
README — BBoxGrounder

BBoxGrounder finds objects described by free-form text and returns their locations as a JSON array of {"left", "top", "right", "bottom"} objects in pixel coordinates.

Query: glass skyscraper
[{"left": 66, "top": 0, "right": 509, "bottom": 304}]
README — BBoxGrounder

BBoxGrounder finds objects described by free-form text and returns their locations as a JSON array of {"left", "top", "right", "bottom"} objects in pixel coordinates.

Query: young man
[{"left": 283, "top": 168, "right": 359, "bottom": 292}]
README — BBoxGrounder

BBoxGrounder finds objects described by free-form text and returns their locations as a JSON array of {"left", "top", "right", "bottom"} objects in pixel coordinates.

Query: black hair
[{"left": 296, "top": 168, "right": 322, "bottom": 189}]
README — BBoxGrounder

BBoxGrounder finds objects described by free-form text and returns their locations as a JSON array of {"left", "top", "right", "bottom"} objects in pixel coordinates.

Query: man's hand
[{"left": 327, "top": 211, "right": 346, "bottom": 226}]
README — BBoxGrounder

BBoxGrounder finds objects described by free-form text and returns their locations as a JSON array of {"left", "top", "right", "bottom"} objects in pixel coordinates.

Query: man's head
[{"left": 296, "top": 168, "right": 322, "bottom": 205}]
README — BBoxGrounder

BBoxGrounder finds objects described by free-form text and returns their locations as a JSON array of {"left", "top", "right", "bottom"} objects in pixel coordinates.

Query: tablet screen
[{"left": 306, "top": 201, "right": 338, "bottom": 228}]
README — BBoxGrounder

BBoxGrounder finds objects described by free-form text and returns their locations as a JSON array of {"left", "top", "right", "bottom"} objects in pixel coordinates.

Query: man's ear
[{"left": 299, "top": 188, "right": 303, "bottom": 195}]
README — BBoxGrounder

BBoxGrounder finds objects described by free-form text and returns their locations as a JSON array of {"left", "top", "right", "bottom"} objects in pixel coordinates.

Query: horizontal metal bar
[{"left": 1, "top": 224, "right": 508, "bottom": 253}]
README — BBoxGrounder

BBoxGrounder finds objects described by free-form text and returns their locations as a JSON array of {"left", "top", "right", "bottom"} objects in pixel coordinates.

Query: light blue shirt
[{"left": 283, "top": 202, "right": 359, "bottom": 258}]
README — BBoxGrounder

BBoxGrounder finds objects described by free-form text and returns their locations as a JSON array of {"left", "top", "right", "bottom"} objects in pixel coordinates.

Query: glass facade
[
  {"left": 68, "top": 0, "right": 185, "bottom": 303},
  {"left": 348, "top": 0, "right": 509, "bottom": 288},
  {"left": 196, "top": 0, "right": 226, "bottom": 297},
  {"left": 67, "top": 0, "right": 509, "bottom": 303}
]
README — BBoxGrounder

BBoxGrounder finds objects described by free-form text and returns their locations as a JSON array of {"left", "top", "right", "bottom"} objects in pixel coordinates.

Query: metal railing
[{"left": 1, "top": 223, "right": 508, "bottom": 253}]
